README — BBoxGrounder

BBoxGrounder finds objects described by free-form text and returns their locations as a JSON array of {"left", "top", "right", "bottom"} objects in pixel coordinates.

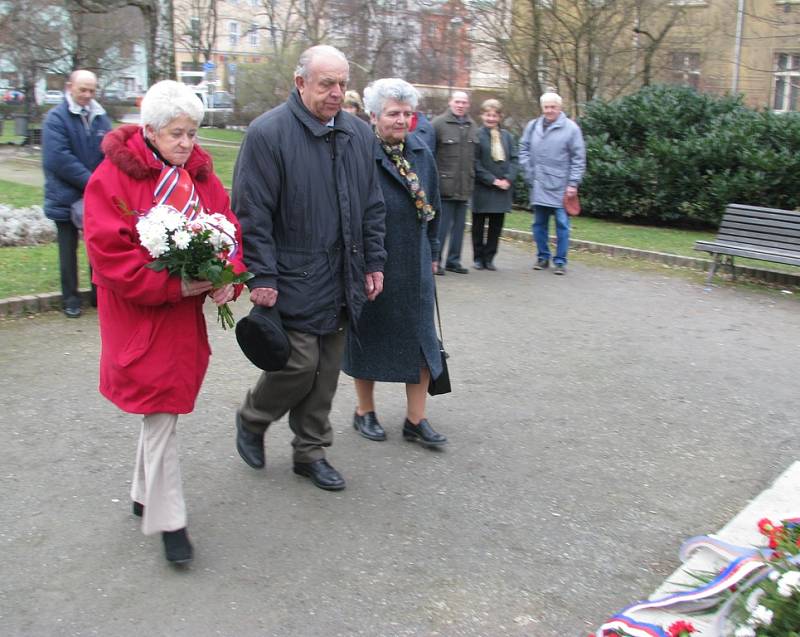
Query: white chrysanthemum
[
  {"left": 734, "top": 625, "right": 756, "bottom": 637},
  {"left": 748, "top": 604, "right": 773, "bottom": 626},
  {"left": 137, "top": 222, "right": 169, "bottom": 258},
  {"left": 172, "top": 229, "right": 192, "bottom": 250},
  {"left": 777, "top": 570, "right": 800, "bottom": 597}
]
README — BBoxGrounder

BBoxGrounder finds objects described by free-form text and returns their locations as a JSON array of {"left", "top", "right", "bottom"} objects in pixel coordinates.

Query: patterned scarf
[
  {"left": 378, "top": 135, "right": 436, "bottom": 222},
  {"left": 490, "top": 127, "right": 506, "bottom": 162}
]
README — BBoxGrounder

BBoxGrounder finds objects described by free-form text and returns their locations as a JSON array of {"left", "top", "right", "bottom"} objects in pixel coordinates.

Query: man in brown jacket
[{"left": 432, "top": 91, "right": 477, "bottom": 275}]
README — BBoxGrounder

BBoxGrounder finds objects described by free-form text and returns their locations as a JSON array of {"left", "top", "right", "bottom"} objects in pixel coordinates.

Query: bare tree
[
  {"left": 174, "top": 0, "right": 217, "bottom": 70},
  {"left": 68, "top": 0, "right": 175, "bottom": 82},
  {"left": 0, "top": 0, "right": 72, "bottom": 116}
]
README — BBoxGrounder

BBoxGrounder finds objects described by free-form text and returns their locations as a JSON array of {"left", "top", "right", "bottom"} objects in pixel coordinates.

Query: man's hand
[
  {"left": 365, "top": 271, "right": 384, "bottom": 301},
  {"left": 432, "top": 261, "right": 438, "bottom": 274},
  {"left": 250, "top": 286, "right": 278, "bottom": 307},
  {"left": 565, "top": 185, "right": 578, "bottom": 197},
  {"left": 181, "top": 279, "right": 213, "bottom": 298},
  {"left": 493, "top": 178, "right": 511, "bottom": 191}
]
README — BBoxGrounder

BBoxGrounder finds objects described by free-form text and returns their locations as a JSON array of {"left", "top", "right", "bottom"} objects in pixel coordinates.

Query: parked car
[
  {"left": 2, "top": 89, "right": 24, "bottom": 104},
  {"left": 42, "top": 90, "right": 63, "bottom": 105},
  {"left": 192, "top": 89, "right": 234, "bottom": 128},
  {"left": 102, "top": 88, "right": 124, "bottom": 103}
]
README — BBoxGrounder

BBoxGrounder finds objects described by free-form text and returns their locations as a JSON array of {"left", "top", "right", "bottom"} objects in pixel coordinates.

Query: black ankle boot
[{"left": 162, "top": 528, "right": 193, "bottom": 564}]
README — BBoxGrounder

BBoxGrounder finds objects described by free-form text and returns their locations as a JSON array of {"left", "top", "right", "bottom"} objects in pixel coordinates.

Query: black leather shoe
[
  {"left": 293, "top": 458, "right": 346, "bottom": 491},
  {"left": 402, "top": 419, "right": 448, "bottom": 447},
  {"left": 162, "top": 527, "right": 193, "bottom": 564},
  {"left": 533, "top": 259, "right": 549, "bottom": 270},
  {"left": 445, "top": 265, "right": 469, "bottom": 274},
  {"left": 435, "top": 266, "right": 445, "bottom": 276},
  {"left": 473, "top": 260, "right": 485, "bottom": 270},
  {"left": 236, "top": 414, "right": 265, "bottom": 469},
  {"left": 64, "top": 306, "right": 81, "bottom": 318},
  {"left": 485, "top": 262, "right": 497, "bottom": 271},
  {"left": 353, "top": 411, "right": 387, "bottom": 441},
  {"left": 132, "top": 501, "right": 144, "bottom": 517}
]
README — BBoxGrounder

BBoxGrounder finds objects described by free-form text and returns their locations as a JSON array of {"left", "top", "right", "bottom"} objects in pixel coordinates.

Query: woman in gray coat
[
  {"left": 343, "top": 78, "right": 448, "bottom": 448},
  {"left": 472, "top": 99, "right": 518, "bottom": 270}
]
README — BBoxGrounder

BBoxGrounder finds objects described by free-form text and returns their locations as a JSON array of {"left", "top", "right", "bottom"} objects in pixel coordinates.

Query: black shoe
[
  {"left": 64, "top": 306, "right": 81, "bottom": 318},
  {"left": 533, "top": 259, "right": 549, "bottom": 270},
  {"left": 293, "top": 458, "right": 346, "bottom": 491},
  {"left": 236, "top": 414, "right": 265, "bottom": 469},
  {"left": 553, "top": 264, "right": 566, "bottom": 275},
  {"left": 485, "top": 262, "right": 497, "bottom": 271},
  {"left": 402, "top": 419, "right": 448, "bottom": 447},
  {"left": 473, "top": 260, "right": 485, "bottom": 270},
  {"left": 353, "top": 411, "right": 387, "bottom": 441},
  {"left": 162, "top": 527, "right": 193, "bottom": 564},
  {"left": 132, "top": 501, "right": 144, "bottom": 517},
  {"left": 445, "top": 265, "right": 469, "bottom": 274},
  {"left": 435, "top": 266, "right": 445, "bottom": 276}
]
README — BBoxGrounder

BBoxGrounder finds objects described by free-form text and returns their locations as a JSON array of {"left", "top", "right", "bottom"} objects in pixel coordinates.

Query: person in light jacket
[
  {"left": 518, "top": 92, "right": 586, "bottom": 275},
  {"left": 472, "top": 98, "right": 518, "bottom": 271}
]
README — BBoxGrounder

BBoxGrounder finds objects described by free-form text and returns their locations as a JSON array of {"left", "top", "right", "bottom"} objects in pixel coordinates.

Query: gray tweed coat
[{"left": 343, "top": 134, "right": 444, "bottom": 383}]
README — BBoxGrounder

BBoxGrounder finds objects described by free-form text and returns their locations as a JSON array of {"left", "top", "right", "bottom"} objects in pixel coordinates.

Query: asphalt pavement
[{"left": 1, "top": 240, "right": 799, "bottom": 636}]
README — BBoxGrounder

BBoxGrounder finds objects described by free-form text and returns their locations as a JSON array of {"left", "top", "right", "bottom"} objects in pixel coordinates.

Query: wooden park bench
[{"left": 694, "top": 203, "right": 800, "bottom": 283}]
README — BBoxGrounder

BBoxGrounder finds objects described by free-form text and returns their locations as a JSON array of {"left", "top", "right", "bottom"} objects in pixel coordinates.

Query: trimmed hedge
[{"left": 578, "top": 85, "right": 800, "bottom": 228}]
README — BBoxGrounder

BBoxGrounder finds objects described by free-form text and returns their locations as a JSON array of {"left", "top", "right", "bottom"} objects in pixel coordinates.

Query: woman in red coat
[{"left": 84, "top": 80, "right": 245, "bottom": 565}]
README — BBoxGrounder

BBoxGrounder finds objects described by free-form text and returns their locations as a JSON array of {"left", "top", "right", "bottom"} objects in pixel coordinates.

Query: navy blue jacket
[
  {"left": 42, "top": 99, "right": 112, "bottom": 222},
  {"left": 409, "top": 111, "right": 435, "bottom": 152},
  {"left": 232, "top": 90, "right": 386, "bottom": 335}
]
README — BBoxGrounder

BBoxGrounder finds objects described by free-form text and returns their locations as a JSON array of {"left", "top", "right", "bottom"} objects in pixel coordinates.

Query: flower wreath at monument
[{"left": 593, "top": 516, "right": 800, "bottom": 637}]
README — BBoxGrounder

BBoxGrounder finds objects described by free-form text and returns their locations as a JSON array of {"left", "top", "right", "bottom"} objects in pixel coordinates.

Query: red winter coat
[{"left": 84, "top": 125, "right": 245, "bottom": 415}]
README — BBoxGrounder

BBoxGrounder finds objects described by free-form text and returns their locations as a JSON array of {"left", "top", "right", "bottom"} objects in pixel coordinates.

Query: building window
[
  {"left": 249, "top": 23, "right": 259, "bottom": 47},
  {"left": 190, "top": 16, "right": 200, "bottom": 40},
  {"left": 774, "top": 53, "right": 800, "bottom": 112},
  {"left": 228, "top": 21, "right": 239, "bottom": 47},
  {"left": 670, "top": 52, "right": 700, "bottom": 90}
]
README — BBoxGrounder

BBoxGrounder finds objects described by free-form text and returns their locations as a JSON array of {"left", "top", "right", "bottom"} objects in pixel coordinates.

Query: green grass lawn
[
  {"left": 0, "top": 179, "right": 43, "bottom": 208},
  {"left": 205, "top": 144, "right": 239, "bottom": 188},
  {"left": 198, "top": 128, "right": 245, "bottom": 143},
  {"left": 0, "top": 242, "right": 91, "bottom": 298},
  {"left": 505, "top": 210, "right": 716, "bottom": 258}
]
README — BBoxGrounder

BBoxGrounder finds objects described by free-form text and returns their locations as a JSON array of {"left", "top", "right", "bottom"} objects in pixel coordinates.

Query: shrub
[
  {"left": 0, "top": 205, "right": 56, "bottom": 246},
  {"left": 578, "top": 85, "right": 800, "bottom": 228}
]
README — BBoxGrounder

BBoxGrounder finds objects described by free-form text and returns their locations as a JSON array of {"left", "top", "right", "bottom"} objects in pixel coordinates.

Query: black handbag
[{"left": 428, "top": 284, "right": 452, "bottom": 396}]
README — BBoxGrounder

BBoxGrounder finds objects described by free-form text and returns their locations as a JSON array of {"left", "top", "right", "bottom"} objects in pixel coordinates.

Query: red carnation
[
  {"left": 758, "top": 518, "right": 775, "bottom": 535},
  {"left": 667, "top": 619, "right": 696, "bottom": 636}
]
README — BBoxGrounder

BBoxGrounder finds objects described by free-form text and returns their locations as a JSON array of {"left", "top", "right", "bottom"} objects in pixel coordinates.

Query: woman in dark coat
[
  {"left": 472, "top": 98, "right": 518, "bottom": 270},
  {"left": 342, "top": 78, "right": 448, "bottom": 448}
]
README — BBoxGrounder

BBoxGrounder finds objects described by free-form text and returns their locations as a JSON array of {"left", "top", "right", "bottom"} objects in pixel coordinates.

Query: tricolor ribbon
[
  {"left": 595, "top": 532, "right": 796, "bottom": 636},
  {"left": 154, "top": 164, "right": 201, "bottom": 219}
]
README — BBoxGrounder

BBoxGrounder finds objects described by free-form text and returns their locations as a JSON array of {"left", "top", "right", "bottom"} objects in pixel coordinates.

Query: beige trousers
[{"left": 130, "top": 413, "right": 186, "bottom": 536}]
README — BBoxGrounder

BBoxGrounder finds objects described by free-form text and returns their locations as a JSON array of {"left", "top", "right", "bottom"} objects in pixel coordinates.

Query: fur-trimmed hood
[{"left": 101, "top": 124, "right": 213, "bottom": 182}]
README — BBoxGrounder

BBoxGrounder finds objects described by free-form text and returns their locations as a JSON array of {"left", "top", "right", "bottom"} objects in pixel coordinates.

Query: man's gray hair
[
  {"left": 540, "top": 92, "right": 562, "bottom": 107},
  {"left": 294, "top": 45, "right": 348, "bottom": 80},
  {"left": 363, "top": 78, "right": 419, "bottom": 115},
  {"left": 140, "top": 80, "right": 204, "bottom": 131}
]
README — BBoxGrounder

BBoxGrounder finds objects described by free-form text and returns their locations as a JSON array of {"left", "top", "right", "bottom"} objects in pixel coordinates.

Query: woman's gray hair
[
  {"left": 140, "top": 80, "right": 204, "bottom": 131},
  {"left": 294, "top": 45, "right": 348, "bottom": 80},
  {"left": 363, "top": 78, "right": 419, "bottom": 115}
]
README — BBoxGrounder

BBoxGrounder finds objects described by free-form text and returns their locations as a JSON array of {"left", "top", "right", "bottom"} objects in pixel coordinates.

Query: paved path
[
  {"left": 0, "top": 147, "right": 44, "bottom": 187},
  {"left": 1, "top": 241, "right": 799, "bottom": 636}
]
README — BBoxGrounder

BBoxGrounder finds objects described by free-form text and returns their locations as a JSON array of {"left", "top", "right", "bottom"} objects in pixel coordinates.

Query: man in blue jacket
[
  {"left": 519, "top": 92, "right": 585, "bottom": 275},
  {"left": 42, "top": 70, "right": 112, "bottom": 317}
]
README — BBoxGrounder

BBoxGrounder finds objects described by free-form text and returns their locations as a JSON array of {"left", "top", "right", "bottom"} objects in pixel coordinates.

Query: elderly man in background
[
  {"left": 432, "top": 90, "right": 477, "bottom": 275},
  {"left": 232, "top": 44, "right": 386, "bottom": 491},
  {"left": 519, "top": 91, "right": 585, "bottom": 275},
  {"left": 42, "top": 69, "right": 112, "bottom": 317}
]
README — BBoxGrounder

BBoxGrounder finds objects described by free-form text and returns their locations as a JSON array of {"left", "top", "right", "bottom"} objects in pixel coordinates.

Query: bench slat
[
  {"left": 717, "top": 227, "right": 800, "bottom": 246},
  {"left": 716, "top": 234, "right": 800, "bottom": 252},
  {"left": 727, "top": 203, "right": 800, "bottom": 217},
  {"left": 721, "top": 217, "right": 800, "bottom": 235},
  {"left": 694, "top": 241, "right": 800, "bottom": 266}
]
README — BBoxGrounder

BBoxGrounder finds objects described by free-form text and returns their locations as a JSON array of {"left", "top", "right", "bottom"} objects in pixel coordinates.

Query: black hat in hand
[{"left": 235, "top": 305, "right": 291, "bottom": 372}]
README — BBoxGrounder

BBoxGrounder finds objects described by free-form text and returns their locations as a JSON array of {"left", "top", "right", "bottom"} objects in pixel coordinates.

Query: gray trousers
[{"left": 238, "top": 319, "right": 347, "bottom": 463}]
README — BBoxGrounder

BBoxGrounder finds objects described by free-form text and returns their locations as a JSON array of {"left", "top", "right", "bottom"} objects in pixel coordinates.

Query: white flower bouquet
[{"left": 135, "top": 204, "right": 252, "bottom": 328}]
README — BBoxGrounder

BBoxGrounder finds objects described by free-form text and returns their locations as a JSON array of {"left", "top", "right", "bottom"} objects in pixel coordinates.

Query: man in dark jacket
[
  {"left": 42, "top": 70, "right": 112, "bottom": 317},
  {"left": 432, "top": 91, "right": 477, "bottom": 275},
  {"left": 232, "top": 44, "right": 387, "bottom": 491}
]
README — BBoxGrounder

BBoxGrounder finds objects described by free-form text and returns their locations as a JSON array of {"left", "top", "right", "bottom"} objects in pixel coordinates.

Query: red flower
[
  {"left": 758, "top": 518, "right": 775, "bottom": 535},
  {"left": 667, "top": 620, "right": 696, "bottom": 636}
]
